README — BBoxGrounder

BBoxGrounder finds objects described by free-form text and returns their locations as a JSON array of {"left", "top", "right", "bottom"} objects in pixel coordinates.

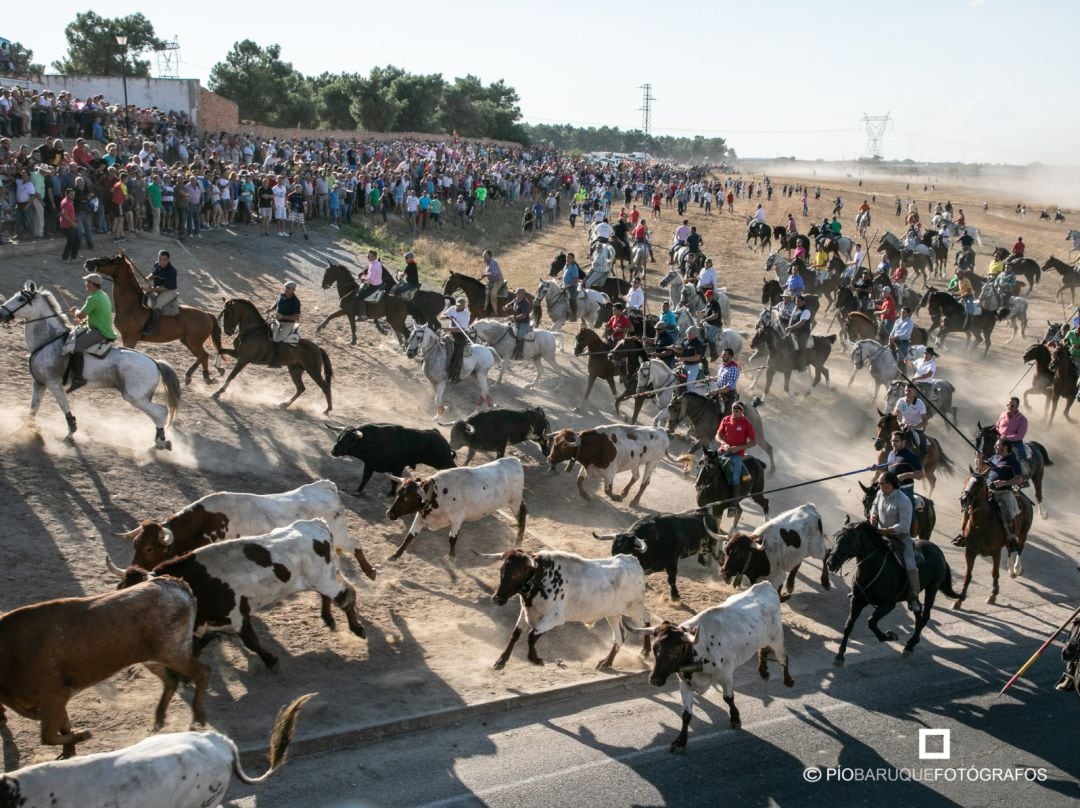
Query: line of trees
[{"left": 521, "top": 123, "right": 735, "bottom": 162}]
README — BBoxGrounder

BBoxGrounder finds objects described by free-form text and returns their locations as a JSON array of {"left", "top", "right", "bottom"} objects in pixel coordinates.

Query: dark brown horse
[
  {"left": 1022, "top": 342, "right": 1056, "bottom": 412},
  {"left": 953, "top": 472, "right": 1032, "bottom": 607},
  {"left": 572, "top": 326, "right": 643, "bottom": 415},
  {"left": 872, "top": 411, "right": 953, "bottom": 495},
  {"left": 82, "top": 254, "right": 224, "bottom": 384},
  {"left": 1042, "top": 256, "right": 1080, "bottom": 304},
  {"left": 991, "top": 248, "right": 1041, "bottom": 294},
  {"left": 1048, "top": 342, "right": 1078, "bottom": 424},
  {"left": 317, "top": 262, "right": 410, "bottom": 345},
  {"left": 212, "top": 299, "right": 334, "bottom": 413}
]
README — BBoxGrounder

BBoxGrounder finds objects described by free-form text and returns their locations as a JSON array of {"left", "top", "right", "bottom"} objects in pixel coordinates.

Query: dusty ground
[{"left": 0, "top": 171, "right": 1077, "bottom": 771}]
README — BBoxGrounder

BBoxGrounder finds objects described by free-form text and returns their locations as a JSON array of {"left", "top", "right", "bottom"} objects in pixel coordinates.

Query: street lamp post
[{"left": 115, "top": 35, "right": 129, "bottom": 137}]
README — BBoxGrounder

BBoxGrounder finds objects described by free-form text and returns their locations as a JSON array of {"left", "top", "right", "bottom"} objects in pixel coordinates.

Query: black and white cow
[
  {"left": 591, "top": 506, "right": 723, "bottom": 600},
  {"left": 328, "top": 422, "right": 456, "bottom": 495},
  {"left": 112, "top": 519, "right": 365, "bottom": 670},
  {"left": 442, "top": 407, "right": 551, "bottom": 464},
  {"left": 483, "top": 548, "right": 648, "bottom": 671}
]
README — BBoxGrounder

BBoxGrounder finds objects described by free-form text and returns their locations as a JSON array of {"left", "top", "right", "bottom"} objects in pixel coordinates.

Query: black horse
[
  {"left": 785, "top": 233, "right": 811, "bottom": 256},
  {"left": 858, "top": 480, "right": 937, "bottom": 541},
  {"left": 921, "top": 287, "right": 1005, "bottom": 354},
  {"left": 973, "top": 422, "right": 1052, "bottom": 516},
  {"left": 827, "top": 519, "right": 960, "bottom": 665},
  {"left": 992, "top": 247, "right": 1042, "bottom": 293},
  {"left": 318, "top": 262, "right": 411, "bottom": 345},
  {"left": 746, "top": 220, "right": 771, "bottom": 252},
  {"left": 761, "top": 279, "right": 821, "bottom": 320},
  {"left": 750, "top": 323, "right": 835, "bottom": 394},
  {"left": 687, "top": 447, "right": 769, "bottom": 532}
]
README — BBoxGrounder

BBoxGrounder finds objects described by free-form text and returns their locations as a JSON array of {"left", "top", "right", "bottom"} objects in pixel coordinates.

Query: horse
[
  {"left": 879, "top": 232, "right": 932, "bottom": 288},
  {"left": 859, "top": 480, "right": 937, "bottom": 541},
  {"left": 686, "top": 447, "right": 769, "bottom": 533},
  {"left": 759, "top": 280, "right": 821, "bottom": 322},
  {"left": 827, "top": 519, "right": 959, "bottom": 664},
  {"left": 1041, "top": 256, "right": 1080, "bottom": 304},
  {"left": 471, "top": 319, "right": 561, "bottom": 388},
  {"left": 213, "top": 299, "right": 334, "bottom": 414},
  {"left": 856, "top": 210, "right": 871, "bottom": 238},
  {"left": 532, "top": 279, "right": 608, "bottom": 333},
  {"left": 872, "top": 410, "right": 952, "bottom": 495},
  {"left": 953, "top": 472, "right": 1033, "bottom": 607},
  {"left": 0, "top": 282, "right": 180, "bottom": 449},
  {"left": 442, "top": 271, "right": 530, "bottom": 324},
  {"left": 629, "top": 241, "right": 649, "bottom": 278},
  {"left": 667, "top": 391, "right": 775, "bottom": 472},
  {"left": 976, "top": 283, "right": 1028, "bottom": 343},
  {"left": 631, "top": 359, "right": 680, "bottom": 426},
  {"left": 973, "top": 422, "right": 1051, "bottom": 518},
  {"left": 884, "top": 378, "right": 958, "bottom": 423},
  {"left": 921, "top": 288, "right": 1003, "bottom": 354},
  {"left": 990, "top": 248, "right": 1041, "bottom": 294},
  {"left": 1055, "top": 211, "right": 1066, "bottom": 223},
  {"left": 1066, "top": 230, "right": 1080, "bottom": 259},
  {"left": 572, "top": 326, "right": 643, "bottom": 414},
  {"left": 784, "top": 233, "right": 811, "bottom": 256},
  {"left": 746, "top": 219, "right": 772, "bottom": 252},
  {"left": 767, "top": 253, "right": 844, "bottom": 308},
  {"left": 1048, "top": 342, "right": 1078, "bottom": 424},
  {"left": 660, "top": 269, "right": 731, "bottom": 324},
  {"left": 771, "top": 225, "right": 788, "bottom": 247},
  {"left": 405, "top": 324, "right": 495, "bottom": 416},
  {"left": 929, "top": 235, "right": 949, "bottom": 278},
  {"left": 318, "top": 262, "right": 411, "bottom": 345},
  {"left": 848, "top": 339, "right": 899, "bottom": 401},
  {"left": 1021, "top": 342, "right": 1056, "bottom": 414},
  {"left": 82, "top": 254, "right": 224, "bottom": 385},
  {"left": 749, "top": 321, "right": 835, "bottom": 395}
]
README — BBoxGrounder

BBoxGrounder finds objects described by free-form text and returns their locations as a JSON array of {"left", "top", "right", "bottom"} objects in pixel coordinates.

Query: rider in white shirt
[
  {"left": 911, "top": 348, "right": 937, "bottom": 384},
  {"left": 624, "top": 279, "right": 645, "bottom": 313},
  {"left": 593, "top": 219, "right": 614, "bottom": 242},
  {"left": 754, "top": 204, "right": 766, "bottom": 223},
  {"left": 697, "top": 261, "right": 717, "bottom": 292}
]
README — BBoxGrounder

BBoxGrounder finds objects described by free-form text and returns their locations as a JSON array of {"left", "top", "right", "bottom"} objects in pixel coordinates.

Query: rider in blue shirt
[{"left": 562, "top": 252, "right": 582, "bottom": 321}]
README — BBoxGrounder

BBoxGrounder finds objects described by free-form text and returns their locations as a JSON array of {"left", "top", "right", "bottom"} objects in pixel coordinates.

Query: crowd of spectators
[{"left": 0, "top": 80, "right": 720, "bottom": 258}]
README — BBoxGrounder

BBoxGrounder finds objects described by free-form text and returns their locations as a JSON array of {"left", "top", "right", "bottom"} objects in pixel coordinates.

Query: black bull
[
  {"left": 592, "top": 506, "right": 723, "bottom": 601},
  {"left": 328, "top": 423, "right": 456, "bottom": 495},
  {"left": 443, "top": 407, "right": 552, "bottom": 465}
]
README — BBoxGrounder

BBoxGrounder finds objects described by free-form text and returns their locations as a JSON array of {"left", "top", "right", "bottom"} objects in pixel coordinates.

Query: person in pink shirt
[
  {"left": 357, "top": 250, "right": 392, "bottom": 317},
  {"left": 996, "top": 397, "right": 1029, "bottom": 463}
]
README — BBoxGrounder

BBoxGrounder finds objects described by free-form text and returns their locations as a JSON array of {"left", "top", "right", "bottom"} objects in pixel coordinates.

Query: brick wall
[{"left": 195, "top": 88, "right": 520, "bottom": 147}]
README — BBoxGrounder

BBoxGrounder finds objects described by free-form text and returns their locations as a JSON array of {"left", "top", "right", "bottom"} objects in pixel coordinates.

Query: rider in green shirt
[
  {"left": 1064, "top": 324, "right": 1080, "bottom": 366},
  {"left": 66, "top": 273, "right": 118, "bottom": 391}
]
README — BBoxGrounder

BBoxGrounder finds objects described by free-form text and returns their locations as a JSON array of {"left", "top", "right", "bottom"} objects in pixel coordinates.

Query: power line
[{"left": 638, "top": 83, "right": 656, "bottom": 135}]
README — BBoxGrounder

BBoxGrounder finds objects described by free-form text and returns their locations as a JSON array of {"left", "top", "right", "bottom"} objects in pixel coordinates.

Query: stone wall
[{"left": 37, "top": 75, "right": 201, "bottom": 121}]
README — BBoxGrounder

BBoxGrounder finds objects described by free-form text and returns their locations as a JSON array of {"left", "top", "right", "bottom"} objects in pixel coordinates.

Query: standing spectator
[
  {"left": 287, "top": 182, "right": 308, "bottom": 240},
  {"left": 429, "top": 193, "right": 443, "bottom": 229},
  {"left": 185, "top": 175, "right": 202, "bottom": 238},
  {"left": 58, "top": 187, "right": 79, "bottom": 261},
  {"left": 146, "top": 173, "right": 162, "bottom": 235},
  {"left": 273, "top": 175, "right": 288, "bottom": 236},
  {"left": 173, "top": 175, "right": 188, "bottom": 240},
  {"left": 110, "top": 171, "right": 126, "bottom": 242},
  {"left": 258, "top": 178, "right": 274, "bottom": 236}
]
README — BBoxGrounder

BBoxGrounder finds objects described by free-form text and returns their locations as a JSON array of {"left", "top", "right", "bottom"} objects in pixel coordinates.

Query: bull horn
[
  {"left": 703, "top": 517, "right": 726, "bottom": 541},
  {"left": 470, "top": 550, "right": 505, "bottom": 560},
  {"left": 464, "top": 424, "right": 476, "bottom": 434},
  {"left": 437, "top": 421, "right": 458, "bottom": 427},
  {"left": 387, "top": 474, "right": 406, "bottom": 484},
  {"left": 591, "top": 531, "right": 618, "bottom": 541},
  {"left": 633, "top": 538, "right": 648, "bottom": 554},
  {"left": 325, "top": 423, "right": 346, "bottom": 432},
  {"left": 563, "top": 433, "right": 581, "bottom": 447},
  {"left": 112, "top": 527, "right": 140, "bottom": 541},
  {"left": 105, "top": 554, "right": 125, "bottom": 579},
  {"left": 620, "top": 616, "right": 655, "bottom": 637},
  {"left": 858, "top": 480, "right": 870, "bottom": 493},
  {"left": 159, "top": 528, "right": 174, "bottom": 547}
]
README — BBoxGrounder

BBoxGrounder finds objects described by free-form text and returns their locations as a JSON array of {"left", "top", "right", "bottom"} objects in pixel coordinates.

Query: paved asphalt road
[{"left": 229, "top": 633, "right": 1078, "bottom": 807}]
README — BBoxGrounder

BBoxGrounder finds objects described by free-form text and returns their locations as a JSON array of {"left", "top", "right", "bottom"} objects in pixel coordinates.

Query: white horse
[
  {"left": 1067, "top": 229, "right": 1080, "bottom": 258},
  {"left": 630, "top": 241, "right": 649, "bottom": 276},
  {"left": 634, "top": 359, "right": 680, "bottom": 427},
  {"left": 471, "top": 319, "right": 562, "bottom": 388},
  {"left": 584, "top": 243, "right": 616, "bottom": 289},
  {"left": 660, "top": 269, "right": 731, "bottom": 324},
  {"left": 0, "top": 281, "right": 180, "bottom": 449},
  {"left": 405, "top": 324, "right": 496, "bottom": 417},
  {"left": 978, "top": 285, "right": 1028, "bottom": 342},
  {"left": 847, "top": 338, "right": 897, "bottom": 401},
  {"left": 533, "top": 279, "right": 609, "bottom": 333}
]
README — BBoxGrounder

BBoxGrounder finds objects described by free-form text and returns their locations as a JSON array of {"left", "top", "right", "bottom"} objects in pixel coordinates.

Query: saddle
[
  {"left": 505, "top": 324, "right": 535, "bottom": 342},
  {"left": 718, "top": 454, "right": 753, "bottom": 485},
  {"left": 84, "top": 341, "right": 113, "bottom": 358}
]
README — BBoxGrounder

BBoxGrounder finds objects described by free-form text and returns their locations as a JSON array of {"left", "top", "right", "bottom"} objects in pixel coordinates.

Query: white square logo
[{"left": 919, "top": 728, "right": 951, "bottom": 760}]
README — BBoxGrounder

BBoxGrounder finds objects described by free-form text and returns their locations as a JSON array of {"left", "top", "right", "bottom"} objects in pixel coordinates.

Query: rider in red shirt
[
  {"left": 716, "top": 402, "right": 757, "bottom": 485},
  {"left": 633, "top": 221, "right": 648, "bottom": 241},
  {"left": 606, "top": 302, "right": 633, "bottom": 343},
  {"left": 1012, "top": 237, "right": 1025, "bottom": 257}
]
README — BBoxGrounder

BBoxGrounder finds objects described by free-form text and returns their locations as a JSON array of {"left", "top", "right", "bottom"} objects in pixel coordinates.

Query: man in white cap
[
  {"left": 269, "top": 280, "right": 301, "bottom": 368},
  {"left": 65, "top": 272, "right": 119, "bottom": 392},
  {"left": 441, "top": 296, "right": 472, "bottom": 383}
]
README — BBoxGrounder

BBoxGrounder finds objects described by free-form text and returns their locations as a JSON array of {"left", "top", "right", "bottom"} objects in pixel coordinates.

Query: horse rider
[
  {"left": 911, "top": 346, "right": 939, "bottom": 402},
  {"left": 715, "top": 400, "right": 756, "bottom": 487},
  {"left": 710, "top": 347, "right": 741, "bottom": 412},
  {"left": 686, "top": 226, "right": 704, "bottom": 260},
  {"left": 562, "top": 252, "right": 582, "bottom": 321},
  {"left": 889, "top": 306, "right": 915, "bottom": 367},
  {"left": 786, "top": 294, "right": 813, "bottom": 372},
  {"left": 875, "top": 431, "right": 923, "bottom": 522},
  {"left": 632, "top": 218, "right": 655, "bottom": 262},
  {"left": 875, "top": 286, "right": 897, "bottom": 341},
  {"left": 754, "top": 203, "right": 765, "bottom": 224},
  {"left": 786, "top": 213, "right": 797, "bottom": 236},
  {"left": 650, "top": 320, "right": 677, "bottom": 368},
  {"left": 441, "top": 296, "right": 472, "bottom": 383},
  {"left": 624, "top": 277, "right": 645, "bottom": 317},
  {"left": 994, "top": 262, "right": 1017, "bottom": 305},
  {"left": 1064, "top": 320, "right": 1080, "bottom": 376},
  {"left": 65, "top": 272, "right": 119, "bottom": 392},
  {"left": 479, "top": 249, "right": 504, "bottom": 315},
  {"left": 811, "top": 245, "right": 829, "bottom": 273},
  {"left": 591, "top": 217, "right": 614, "bottom": 253},
  {"left": 357, "top": 250, "right": 393, "bottom": 317},
  {"left": 978, "top": 438, "right": 1024, "bottom": 554},
  {"left": 893, "top": 382, "right": 929, "bottom": 456},
  {"left": 858, "top": 199, "right": 870, "bottom": 220},
  {"left": 785, "top": 264, "right": 806, "bottom": 297},
  {"left": 391, "top": 251, "right": 421, "bottom": 299},
  {"left": 1010, "top": 236, "right": 1025, "bottom": 261},
  {"left": 773, "top": 288, "right": 797, "bottom": 326},
  {"left": 659, "top": 300, "right": 678, "bottom": 331},
  {"left": 677, "top": 325, "right": 707, "bottom": 394},
  {"left": 996, "top": 397, "right": 1030, "bottom": 471},
  {"left": 702, "top": 290, "right": 724, "bottom": 359},
  {"left": 141, "top": 249, "right": 179, "bottom": 337},
  {"left": 669, "top": 219, "right": 691, "bottom": 263},
  {"left": 852, "top": 267, "right": 875, "bottom": 313},
  {"left": 682, "top": 250, "right": 701, "bottom": 282},
  {"left": 268, "top": 280, "right": 301, "bottom": 368},
  {"left": 504, "top": 287, "right": 532, "bottom": 360},
  {"left": 605, "top": 301, "right": 633, "bottom": 346},
  {"left": 832, "top": 195, "right": 843, "bottom": 217},
  {"left": 869, "top": 471, "right": 922, "bottom": 615},
  {"left": 829, "top": 216, "right": 842, "bottom": 236},
  {"left": 696, "top": 257, "right": 717, "bottom": 297}
]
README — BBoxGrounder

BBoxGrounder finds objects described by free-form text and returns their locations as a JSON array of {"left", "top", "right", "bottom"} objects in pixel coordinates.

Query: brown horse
[
  {"left": 82, "top": 254, "right": 224, "bottom": 384},
  {"left": 1042, "top": 256, "right": 1080, "bottom": 304},
  {"left": 843, "top": 311, "right": 929, "bottom": 347},
  {"left": 953, "top": 472, "right": 1032, "bottom": 607},
  {"left": 872, "top": 411, "right": 953, "bottom": 495},
  {"left": 1021, "top": 342, "right": 1055, "bottom": 413},
  {"left": 1048, "top": 342, "right": 1079, "bottom": 424},
  {"left": 212, "top": 299, "right": 334, "bottom": 413},
  {"left": 572, "top": 326, "right": 643, "bottom": 415}
]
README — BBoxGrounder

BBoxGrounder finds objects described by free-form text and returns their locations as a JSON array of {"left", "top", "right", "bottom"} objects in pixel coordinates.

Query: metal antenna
[
  {"left": 639, "top": 84, "right": 657, "bottom": 135},
  {"left": 155, "top": 37, "right": 181, "bottom": 79},
  {"left": 861, "top": 112, "right": 892, "bottom": 159}
]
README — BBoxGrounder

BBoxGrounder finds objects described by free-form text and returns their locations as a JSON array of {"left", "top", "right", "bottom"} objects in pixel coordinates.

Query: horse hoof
[
  {"left": 952, "top": 599, "right": 963, "bottom": 610},
  {"left": 986, "top": 594, "right": 997, "bottom": 604},
  {"left": 902, "top": 647, "right": 914, "bottom": 657},
  {"left": 833, "top": 656, "right": 845, "bottom": 668}
]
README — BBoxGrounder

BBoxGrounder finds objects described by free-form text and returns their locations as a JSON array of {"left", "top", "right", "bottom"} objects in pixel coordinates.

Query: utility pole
[
  {"left": 116, "top": 35, "right": 129, "bottom": 137},
  {"left": 861, "top": 112, "right": 892, "bottom": 160},
  {"left": 638, "top": 83, "right": 656, "bottom": 135}
]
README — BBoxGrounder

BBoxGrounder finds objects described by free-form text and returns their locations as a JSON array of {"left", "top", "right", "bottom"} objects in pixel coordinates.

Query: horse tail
[
  {"left": 936, "top": 441, "right": 955, "bottom": 475},
  {"left": 320, "top": 348, "right": 334, "bottom": 383},
  {"left": 1032, "top": 442, "right": 1053, "bottom": 466},
  {"left": 937, "top": 556, "right": 961, "bottom": 600},
  {"left": 209, "top": 313, "right": 224, "bottom": 354},
  {"left": 156, "top": 361, "right": 182, "bottom": 425}
]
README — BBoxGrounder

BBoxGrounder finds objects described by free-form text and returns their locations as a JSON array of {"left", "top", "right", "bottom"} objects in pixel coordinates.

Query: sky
[{"left": 6, "top": 0, "right": 1079, "bottom": 165}]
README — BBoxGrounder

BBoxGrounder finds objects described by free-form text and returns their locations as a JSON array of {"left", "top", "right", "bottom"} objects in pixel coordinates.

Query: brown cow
[
  {"left": 0, "top": 577, "right": 208, "bottom": 758},
  {"left": 546, "top": 424, "right": 671, "bottom": 506}
]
